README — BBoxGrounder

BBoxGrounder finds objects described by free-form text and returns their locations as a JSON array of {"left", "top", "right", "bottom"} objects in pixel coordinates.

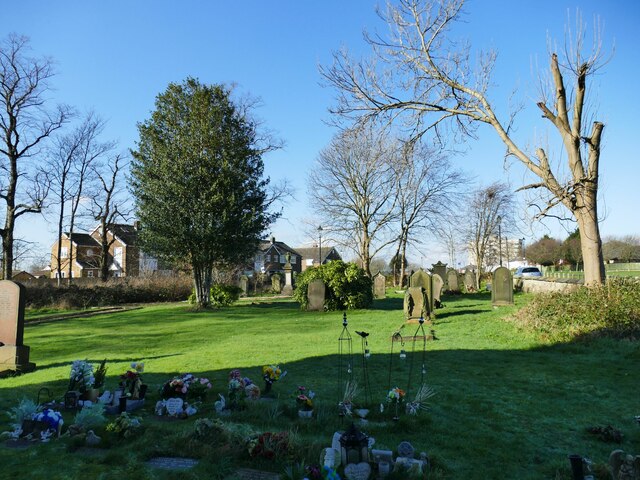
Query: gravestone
[
  {"left": 373, "top": 272, "right": 386, "bottom": 299},
  {"left": 239, "top": 275, "right": 249, "bottom": 297},
  {"left": 431, "top": 261, "right": 448, "bottom": 290},
  {"left": 491, "top": 267, "right": 514, "bottom": 306},
  {"left": 307, "top": 279, "right": 325, "bottom": 311},
  {"left": 464, "top": 270, "right": 476, "bottom": 292},
  {"left": 403, "top": 287, "right": 429, "bottom": 321},
  {"left": 446, "top": 269, "right": 460, "bottom": 293},
  {"left": 271, "top": 274, "right": 281, "bottom": 294},
  {"left": 282, "top": 254, "right": 293, "bottom": 295},
  {"left": 432, "top": 274, "right": 444, "bottom": 305},
  {"left": 411, "top": 269, "right": 433, "bottom": 312},
  {"left": 0, "top": 280, "right": 35, "bottom": 373}
]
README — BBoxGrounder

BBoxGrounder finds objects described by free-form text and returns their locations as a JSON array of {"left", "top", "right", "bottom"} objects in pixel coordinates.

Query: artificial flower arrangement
[
  {"left": 262, "top": 364, "right": 286, "bottom": 394},
  {"left": 68, "top": 360, "right": 95, "bottom": 394},
  {"left": 384, "top": 386, "right": 406, "bottom": 421},
  {"left": 227, "top": 369, "right": 260, "bottom": 409},
  {"left": 405, "top": 384, "right": 436, "bottom": 415},
  {"left": 120, "top": 362, "right": 145, "bottom": 399},
  {"left": 160, "top": 373, "right": 212, "bottom": 401},
  {"left": 32, "top": 408, "right": 64, "bottom": 442},
  {"left": 295, "top": 386, "right": 315, "bottom": 412}
]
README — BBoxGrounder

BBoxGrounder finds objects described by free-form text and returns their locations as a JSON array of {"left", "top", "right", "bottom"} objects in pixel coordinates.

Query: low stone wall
[{"left": 520, "top": 278, "right": 582, "bottom": 294}]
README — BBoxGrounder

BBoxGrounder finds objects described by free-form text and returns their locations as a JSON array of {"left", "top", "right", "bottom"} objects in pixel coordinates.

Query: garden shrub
[
  {"left": 509, "top": 278, "right": 640, "bottom": 341},
  {"left": 293, "top": 260, "right": 373, "bottom": 310},
  {"left": 24, "top": 276, "right": 193, "bottom": 309},
  {"left": 187, "top": 283, "right": 242, "bottom": 308}
]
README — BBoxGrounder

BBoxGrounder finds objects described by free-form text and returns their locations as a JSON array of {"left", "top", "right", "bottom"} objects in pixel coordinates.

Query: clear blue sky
[{"left": 3, "top": 0, "right": 638, "bottom": 267}]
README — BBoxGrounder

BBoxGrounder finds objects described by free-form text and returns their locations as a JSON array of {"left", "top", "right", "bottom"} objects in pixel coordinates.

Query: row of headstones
[{"left": 239, "top": 271, "right": 293, "bottom": 296}]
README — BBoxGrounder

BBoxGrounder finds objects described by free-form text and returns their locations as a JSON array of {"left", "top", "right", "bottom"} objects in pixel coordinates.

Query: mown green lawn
[{"left": 0, "top": 292, "right": 638, "bottom": 479}]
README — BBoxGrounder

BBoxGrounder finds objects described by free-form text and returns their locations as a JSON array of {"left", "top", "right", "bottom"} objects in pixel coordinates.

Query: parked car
[{"left": 514, "top": 266, "right": 543, "bottom": 278}]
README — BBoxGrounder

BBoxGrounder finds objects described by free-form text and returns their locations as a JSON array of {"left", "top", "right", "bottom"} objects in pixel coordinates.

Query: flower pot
[{"left": 298, "top": 410, "right": 313, "bottom": 419}]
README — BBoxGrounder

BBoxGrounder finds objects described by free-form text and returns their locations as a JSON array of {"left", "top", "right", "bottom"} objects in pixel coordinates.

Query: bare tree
[
  {"left": 390, "top": 140, "right": 467, "bottom": 285},
  {"left": 308, "top": 126, "right": 398, "bottom": 276},
  {"left": 321, "top": 1, "right": 609, "bottom": 285},
  {"left": 90, "top": 154, "right": 130, "bottom": 281},
  {"left": 462, "top": 182, "right": 514, "bottom": 289},
  {"left": 0, "top": 34, "right": 70, "bottom": 279}
]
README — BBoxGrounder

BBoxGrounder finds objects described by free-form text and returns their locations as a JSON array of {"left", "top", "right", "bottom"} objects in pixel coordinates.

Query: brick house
[
  {"left": 50, "top": 223, "right": 161, "bottom": 279},
  {"left": 253, "top": 237, "right": 302, "bottom": 274},
  {"left": 294, "top": 246, "right": 342, "bottom": 271}
]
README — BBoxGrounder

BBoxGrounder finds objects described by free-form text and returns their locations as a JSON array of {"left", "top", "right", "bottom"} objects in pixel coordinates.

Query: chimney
[
  {"left": 134, "top": 221, "right": 142, "bottom": 231},
  {"left": 270, "top": 236, "right": 276, "bottom": 244}
]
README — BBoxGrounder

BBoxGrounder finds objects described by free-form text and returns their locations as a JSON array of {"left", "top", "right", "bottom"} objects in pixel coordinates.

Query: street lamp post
[
  {"left": 497, "top": 215, "right": 503, "bottom": 267},
  {"left": 318, "top": 226, "right": 323, "bottom": 266},
  {"left": 521, "top": 238, "right": 526, "bottom": 264}
]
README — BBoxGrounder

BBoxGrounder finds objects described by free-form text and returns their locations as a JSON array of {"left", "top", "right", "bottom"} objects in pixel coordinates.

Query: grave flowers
[
  {"left": 405, "top": 384, "right": 436, "bottom": 416},
  {"left": 68, "top": 360, "right": 95, "bottom": 397},
  {"left": 295, "top": 386, "right": 315, "bottom": 418},
  {"left": 160, "top": 373, "right": 212, "bottom": 402},
  {"left": 386, "top": 387, "right": 405, "bottom": 421},
  {"left": 247, "top": 431, "right": 290, "bottom": 460},
  {"left": 32, "top": 408, "right": 64, "bottom": 441},
  {"left": 262, "top": 364, "right": 285, "bottom": 394},
  {"left": 120, "top": 362, "right": 145, "bottom": 399}
]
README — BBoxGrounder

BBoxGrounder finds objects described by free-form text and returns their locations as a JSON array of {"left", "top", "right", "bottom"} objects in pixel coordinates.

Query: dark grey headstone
[
  {"left": 307, "top": 279, "right": 325, "bottom": 311},
  {"left": 373, "top": 272, "right": 386, "bottom": 299},
  {"left": 446, "top": 269, "right": 460, "bottom": 293},
  {"left": 431, "top": 262, "right": 448, "bottom": 289},
  {"left": 411, "top": 270, "right": 432, "bottom": 312},
  {"left": 491, "top": 267, "right": 514, "bottom": 306}
]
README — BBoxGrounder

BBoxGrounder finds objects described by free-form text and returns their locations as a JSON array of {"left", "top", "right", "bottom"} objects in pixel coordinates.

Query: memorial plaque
[
  {"left": 373, "top": 272, "right": 386, "bottom": 299},
  {"left": 307, "top": 279, "right": 325, "bottom": 311},
  {"left": 491, "top": 267, "right": 514, "bottom": 306}
]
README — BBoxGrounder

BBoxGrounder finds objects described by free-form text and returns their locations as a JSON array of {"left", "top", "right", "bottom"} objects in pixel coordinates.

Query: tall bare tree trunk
[{"left": 577, "top": 200, "right": 605, "bottom": 285}]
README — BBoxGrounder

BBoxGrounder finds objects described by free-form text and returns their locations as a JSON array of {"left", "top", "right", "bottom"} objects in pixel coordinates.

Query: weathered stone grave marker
[
  {"left": 0, "top": 280, "right": 35, "bottom": 373},
  {"left": 403, "top": 286, "right": 429, "bottom": 321},
  {"left": 432, "top": 274, "right": 444, "bottom": 306},
  {"left": 491, "top": 266, "right": 514, "bottom": 306},
  {"left": 271, "top": 273, "right": 281, "bottom": 294},
  {"left": 464, "top": 269, "right": 475, "bottom": 292},
  {"left": 239, "top": 275, "right": 249, "bottom": 297},
  {"left": 373, "top": 271, "right": 386, "bottom": 299},
  {"left": 282, "top": 253, "right": 293, "bottom": 295},
  {"left": 307, "top": 279, "right": 325, "bottom": 311},
  {"left": 431, "top": 261, "right": 448, "bottom": 290},
  {"left": 411, "top": 269, "right": 433, "bottom": 313},
  {"left": 447, "top": 269, "right": 460, "bottom": 293}
]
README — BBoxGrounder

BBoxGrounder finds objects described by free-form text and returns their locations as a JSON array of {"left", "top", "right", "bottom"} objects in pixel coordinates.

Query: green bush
[
  {"left": 293, "top": 260, "right": 373, "bottom": 310},
  {"left": 509, "top": 278, "right": 640, "bottom": 341},
  {"left": 24, "top": 276, "right": 192, "bottom": 309},
  {"left": 188, "top": 283, "right": 242, "bottom": 308}
]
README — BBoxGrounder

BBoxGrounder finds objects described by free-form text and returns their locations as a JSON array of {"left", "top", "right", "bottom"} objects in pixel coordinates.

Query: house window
[
  {"left": 87, "top": 249, "right": 94, "bottom": 256},
  {"left": 87, "top": 271, "right": 94, "bottom": 278},
  {"left": 61, "top": 247, "right": 68, "bottom": 259},
  {"left": 291, "top": 256, "right": 297, "bottom": 264},
  {"left": 256, "top": 253, "right": 264, "bottom": 262},
  {"left": 280, "top": 255, "right": 286, "bottom": 263},
  {"left": 114, "top": 247, "right": 123, "bottom": 266}
]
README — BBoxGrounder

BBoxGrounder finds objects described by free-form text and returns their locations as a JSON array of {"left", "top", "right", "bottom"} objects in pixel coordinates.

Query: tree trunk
[
  {"left": 2, "top": 213, "right": 14, "bottom": 280},
  {"left": 193, "top": 263, "right": 212, "bottom": 308},
  {"left": 576, "top": 209, "right": 605, "bottom": 285},
  {"left": 400, "top": 238, "right": 408, "bottom": 288}
]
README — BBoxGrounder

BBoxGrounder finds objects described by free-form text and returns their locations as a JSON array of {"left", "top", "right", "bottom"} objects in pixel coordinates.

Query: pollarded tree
[
  {"left": 131, "top": 78, "right": 280, "bottom": 308},
  {"left": 321, "top": 0, "right": 608, "bottom": 285}
]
